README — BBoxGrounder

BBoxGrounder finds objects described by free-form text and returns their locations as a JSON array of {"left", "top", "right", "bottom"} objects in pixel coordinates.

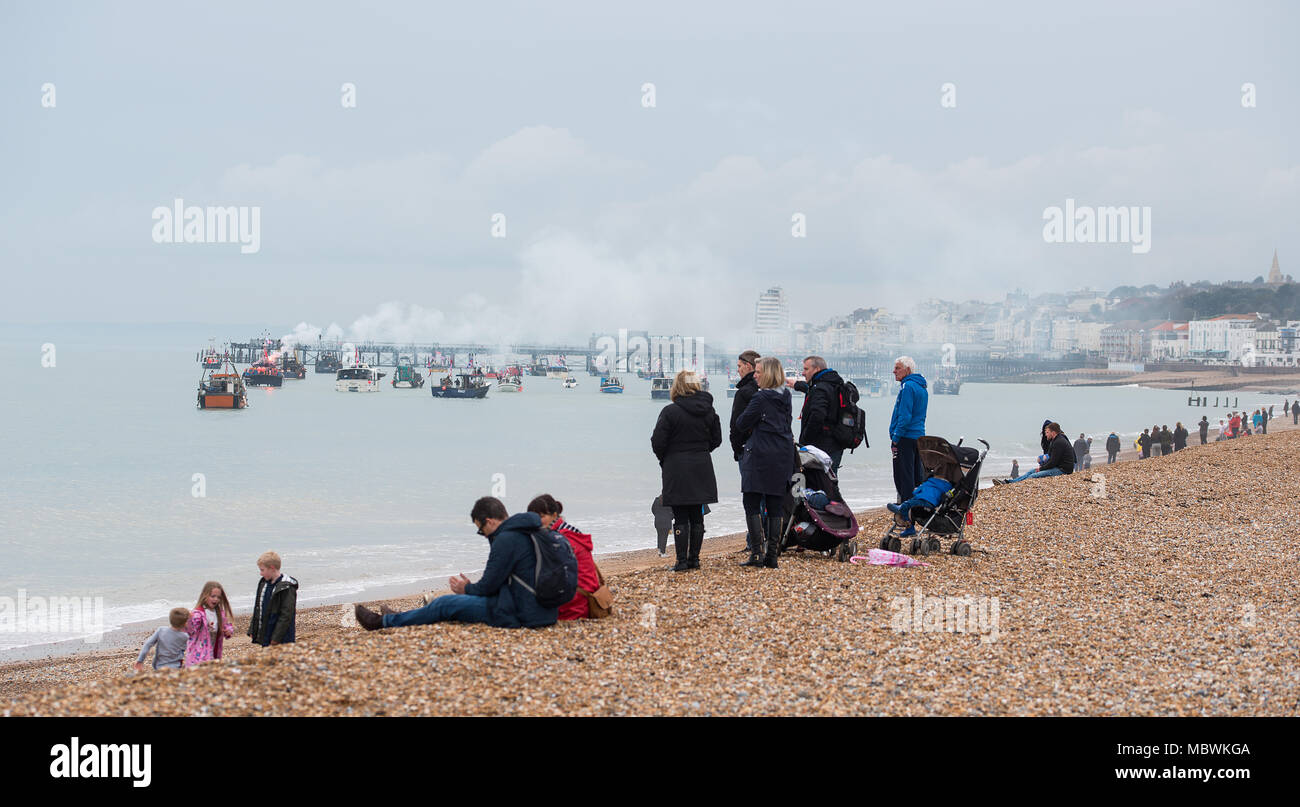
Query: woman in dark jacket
[
  {"left": 651, "top": 371, "right": 722, "bottom": 571},
  {"left": 734, "top": 357, "right": 796, "bottom": 569}
]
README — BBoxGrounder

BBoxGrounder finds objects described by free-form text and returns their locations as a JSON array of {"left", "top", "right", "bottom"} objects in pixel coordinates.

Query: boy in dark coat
[
  {"left": 249, "top": 551, "right": 298, "bottom": 646},
  {"left": 651, "top": 372, "right": 722, "bottom": 571}
]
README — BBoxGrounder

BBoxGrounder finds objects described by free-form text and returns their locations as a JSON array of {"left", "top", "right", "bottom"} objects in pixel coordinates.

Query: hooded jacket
[
  {"left": 463, "top": 512, "right": 559, "bottom": 629},
  {"left": 551, "top": 518, "right": 599, "bottom": 621},
  {"left": 793, "top": 368, "right": 845, "bottom": 450},
  {"left": 735, "top": 387, "right": 797, "bottom": 496},
  {"left": 728, "top": 371, "right": 759, "bottom": 460},
  {"left": 889, "top": 373, "right": 929, "bottom": 442},
  {"left": 248, "top": 573, "right": 299, "bottom": 646},
  {"left": 1105, "top": 433, "right": 1121, "bottom": 454},
  {"left": 651, "top": 390, "right": 722, "bottom": 506},
  {"left": 1039, "top": 432, "right": 1076, "bottom": 474}
]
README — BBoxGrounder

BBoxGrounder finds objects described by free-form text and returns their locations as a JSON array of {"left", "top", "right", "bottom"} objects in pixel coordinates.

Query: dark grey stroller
[
  {"left": 779, "top": 450, "right": 860, "bottom": 562},
  {"left": 881, "top": 436, "right": 989, "bottom": 557}
]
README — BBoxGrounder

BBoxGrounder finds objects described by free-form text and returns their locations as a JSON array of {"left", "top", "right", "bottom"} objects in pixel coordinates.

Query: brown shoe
[{"left": 354, "top": 604, "right": 384, "bottom": 631}]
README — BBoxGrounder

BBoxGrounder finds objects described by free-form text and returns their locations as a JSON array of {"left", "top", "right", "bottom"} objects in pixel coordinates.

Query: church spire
[{"left": 1268, "top": 249, "right": 1282, "bottom": 284}]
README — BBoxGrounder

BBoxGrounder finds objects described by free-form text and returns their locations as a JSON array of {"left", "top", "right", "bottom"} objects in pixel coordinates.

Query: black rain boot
[
  {"left": 671, "top": 523, "right": 690, "bottom": 572},
  {"left": 740, "top": 514, "right": 765, "bottom": 567},
  {"left": 763, "top": 516, "right": 783, "bottom": 569},
  {"left": 687, "top": 523, "right": 704, "bottom": 569}
]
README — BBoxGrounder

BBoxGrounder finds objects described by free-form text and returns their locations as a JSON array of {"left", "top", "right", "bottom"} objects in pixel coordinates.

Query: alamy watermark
[
  {"left": 1042, "top": 199, "right": 1151, "bottom": 254},
  {"left": 890, "top": 587, "right": 1000, "bottom": 643},
  {"left": 151, "top": 198, "right": 261, "bottom": 254},
  {"left": 592, "top": 329, "right": 706, "bottom": 375},
  {"left": 0, "top": 590, "right": 105, "bottom": 643}
]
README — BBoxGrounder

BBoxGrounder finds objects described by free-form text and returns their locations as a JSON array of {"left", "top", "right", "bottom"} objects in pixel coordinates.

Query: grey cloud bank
[{"left": 1, "top": 1, "right": 1296, "bottom": 342}]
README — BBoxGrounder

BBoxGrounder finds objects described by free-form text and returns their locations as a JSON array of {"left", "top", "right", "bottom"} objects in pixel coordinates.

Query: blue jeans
[
  {"left": 1007, "top": 467, "right": 1064, "bottom": 484},
  {"left": 382, "top": 594, "right": 491, "bottom": 628}
]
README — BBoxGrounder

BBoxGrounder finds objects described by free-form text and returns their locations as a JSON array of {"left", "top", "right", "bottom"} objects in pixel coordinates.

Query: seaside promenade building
[
  {"left": 1188, "top": 313, "right": 1263, "bottom": 362},
  {"left": 754, "top": 286, "right": 791, "bottom": 352}
]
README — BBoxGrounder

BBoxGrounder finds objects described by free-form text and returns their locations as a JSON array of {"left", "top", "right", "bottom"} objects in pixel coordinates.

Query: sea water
[{"left": 0, "top": 324, "right": 1273, "bottom": 653}]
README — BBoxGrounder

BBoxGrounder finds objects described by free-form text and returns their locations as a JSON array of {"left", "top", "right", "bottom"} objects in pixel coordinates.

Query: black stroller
[
  {"left": 779, "top": 449, "right": 860, "bottom": 562},
  {"left": 881, "top": 436, "right": 989, "bottom": 557}
]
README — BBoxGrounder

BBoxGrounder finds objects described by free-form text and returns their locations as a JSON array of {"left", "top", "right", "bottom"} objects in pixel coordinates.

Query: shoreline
[
  {"left": 4, "top": 406, "right": 1295, "bottom": 696},
  {"left": 5, "top": 400, "right": 1294, "bottom": 706},
  {"left": 7, "top": 428, "right": 1299, "bottom": 715}
]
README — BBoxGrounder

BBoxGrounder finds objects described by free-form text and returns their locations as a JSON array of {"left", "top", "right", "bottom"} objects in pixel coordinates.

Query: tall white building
[{"left": 754, "top": 286, "right": 790, "bottom": 351}]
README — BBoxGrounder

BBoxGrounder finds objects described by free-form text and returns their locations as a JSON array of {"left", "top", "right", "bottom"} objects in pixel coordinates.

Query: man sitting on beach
[
  {"left": 354, "top": 497, "right": 560, "bottom": 631},
  {"left": 994, "top": 423, "right": 1074, "bottom": 484}
]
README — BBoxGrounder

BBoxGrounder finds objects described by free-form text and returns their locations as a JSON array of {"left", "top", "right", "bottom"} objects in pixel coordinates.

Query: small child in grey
[{"left": 134, "top": 607, "right": 191, "bottom": 671}]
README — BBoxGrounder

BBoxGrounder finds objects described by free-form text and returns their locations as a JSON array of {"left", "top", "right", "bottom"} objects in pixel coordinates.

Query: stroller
[
  {"left": 881, "top": 436, "right": 989, "bottom": 557},
  {"left": 779, "top": 448, "right": 861, "bottom": 562}
]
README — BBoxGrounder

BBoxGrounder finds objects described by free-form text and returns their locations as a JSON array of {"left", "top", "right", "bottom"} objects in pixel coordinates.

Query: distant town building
[
  {"left": 754, "top": 286, "right": 790, "bottom": 352},
  {"left": 1188, "top": 313, "right": 1263, "bottom": 362},
  {"left": 1267, "top": 249, "right": 1283, "bottom": 285}
]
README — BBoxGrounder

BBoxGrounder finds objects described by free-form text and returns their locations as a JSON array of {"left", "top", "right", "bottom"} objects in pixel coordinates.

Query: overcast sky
[{"left": 2, "top": 1, "right": 1296, "bottom": 345}]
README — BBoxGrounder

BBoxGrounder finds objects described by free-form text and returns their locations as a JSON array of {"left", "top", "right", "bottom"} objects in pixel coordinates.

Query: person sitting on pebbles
[
  {"left": 354, "top": 496, "right": 559, "bottom": 631},
  {"left": 993, "top": 422, "right": 1075, "bottom": 484}
]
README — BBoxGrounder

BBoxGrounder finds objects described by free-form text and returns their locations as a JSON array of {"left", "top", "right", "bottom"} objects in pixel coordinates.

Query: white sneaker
[{"left": 658, "top": 550, "right": 667, "bottom": 558}]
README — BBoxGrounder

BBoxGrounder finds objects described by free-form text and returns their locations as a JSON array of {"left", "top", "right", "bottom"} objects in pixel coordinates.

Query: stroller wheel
[
  {"left": 926, "top": 536, "right": 942, "bottom": 553},
  {"left": 909, "top": 537, "right": 924, "bottom": 556},
  {"left": 886, "top": 535, "right": 902, "bottom": 554},
  {"left": 953, "top": 541, "right": 973, "bottom": 557}
]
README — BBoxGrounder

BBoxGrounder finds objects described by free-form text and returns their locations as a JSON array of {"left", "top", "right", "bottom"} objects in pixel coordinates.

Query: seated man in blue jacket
[
  {"left": 886, "top": 476, "right": 954, "bottom": 535},
  {"left": 994, "top": 422, "right": 1075, "bottom": 484},
  {"left": 354, "top": 496, "right": 558, "bottom": 630}
]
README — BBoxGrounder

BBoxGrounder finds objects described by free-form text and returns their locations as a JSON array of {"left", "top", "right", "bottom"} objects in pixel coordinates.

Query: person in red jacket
[{"left": 527, "top": 494, "right": 599, "bottom": 620}]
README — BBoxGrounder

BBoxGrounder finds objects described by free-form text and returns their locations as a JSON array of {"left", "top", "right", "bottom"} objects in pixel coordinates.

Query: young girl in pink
[{"left": 185, "top": 581, "right": 235, "bottom": 667}]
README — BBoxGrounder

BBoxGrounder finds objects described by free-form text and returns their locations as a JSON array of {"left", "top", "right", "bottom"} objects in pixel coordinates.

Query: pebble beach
[{"left": 5, "top": 426, "right": 1299, "bottom": 717}]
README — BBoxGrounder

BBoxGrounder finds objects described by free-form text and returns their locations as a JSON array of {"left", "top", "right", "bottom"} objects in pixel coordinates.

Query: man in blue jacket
[
  {"left": 354, "top": 497, "right": 558, "bottom": 630},
  {"left": 889, "top": 356, "right": 928, "bottom": 532}
]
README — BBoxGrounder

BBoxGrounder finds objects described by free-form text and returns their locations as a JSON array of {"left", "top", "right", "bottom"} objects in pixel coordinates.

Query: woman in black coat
[
  {"left": 651, "top": 371, "right": 722, "bottom": 572},
  {"left": 734, "top": 357, "right": 796, "bottom": 569}
]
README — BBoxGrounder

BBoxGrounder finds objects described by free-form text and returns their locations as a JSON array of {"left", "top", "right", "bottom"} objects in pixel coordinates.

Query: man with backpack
[
  {"left": 787, "top": 355, "right": 855, "bottom": 472},
  {"left": 354, "top": 496, "right": 573, "bottom": 631},
  {"left": 889, "top": 356, "right": 928, "bottom": 512}
]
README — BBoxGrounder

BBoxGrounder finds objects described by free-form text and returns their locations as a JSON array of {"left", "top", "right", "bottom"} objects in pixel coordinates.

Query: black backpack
[
  {"left": 831, "top": 380, "right": 868, "bottom": 452},
  {"left": 511, "top": 529, "right": 579, "bottom": 608}
]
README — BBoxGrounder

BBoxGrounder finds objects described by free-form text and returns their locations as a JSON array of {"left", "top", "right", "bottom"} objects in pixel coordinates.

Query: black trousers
[
  {"left": 670, "top": 506, "right": 704, "bottom": 527},
  {"left": 742, "top": 492, "right": 784, "bottom": 521}
]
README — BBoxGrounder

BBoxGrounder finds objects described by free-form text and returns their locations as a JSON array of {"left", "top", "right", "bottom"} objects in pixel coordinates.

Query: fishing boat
[
  {"left": 243, "top": 356, "right": 283, "bottom": 387},
  {"left": 932, "top": 367, "right": 962, "bottom": 395},
  {"left": 391, "top": 364, "right": 425, "bottom": 389},
  {"left": 431, "top": 373, "right": 491, "bottom": 399},
  {"left": 600, "top": 375, "right": 625, "bottom": 393},
  {"left": 496, "top": 376, "right": 522, "bottom": 393},
  {"left": 281, "top": 352, "right": 307, "bottom": 379},
  {"left": 336, "top": 356, "right": 385, "bottom": 392},
  {"left": 562, "top": 376, "right": 579, "bottom": 389},
  {"left": 315, "top": 351, "right": 342, "bottom": 374},
  {"left": 197, "top": 361, "right": 248, "bottom": 409},
  {"left": 198, "top": 339, "right": 224, "bottom": 369},
  {"left": 650, "top": 376, "right": 672, "bottom": 399},
  {"left": 528, "top": 363, "right": 549, "bottom": 377},
  {"left": 546, "top": 363, "right": 569, "bottom": 379},
  {"left": 853, "top": 377, "right": 886, "bottom": 398}
]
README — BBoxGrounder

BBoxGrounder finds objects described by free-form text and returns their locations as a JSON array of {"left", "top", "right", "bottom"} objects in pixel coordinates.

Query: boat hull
[
  {"left": 650, "top": 389, "right": 670, "bottom": 399},
  {"left": 431, "top": 386, "right": 490, "bottom": 399},
  {"left": 601, "top": 387, "right": 624, "bottom": 393},
  {"left": 244, "top": 374, "right": 283, "bottom": 387},
  {"left": 197, "top": 393, "right": 246, "bottom": 409},
  {"left": 336, "top": 381, "right": 381, "bottom": 392}
]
